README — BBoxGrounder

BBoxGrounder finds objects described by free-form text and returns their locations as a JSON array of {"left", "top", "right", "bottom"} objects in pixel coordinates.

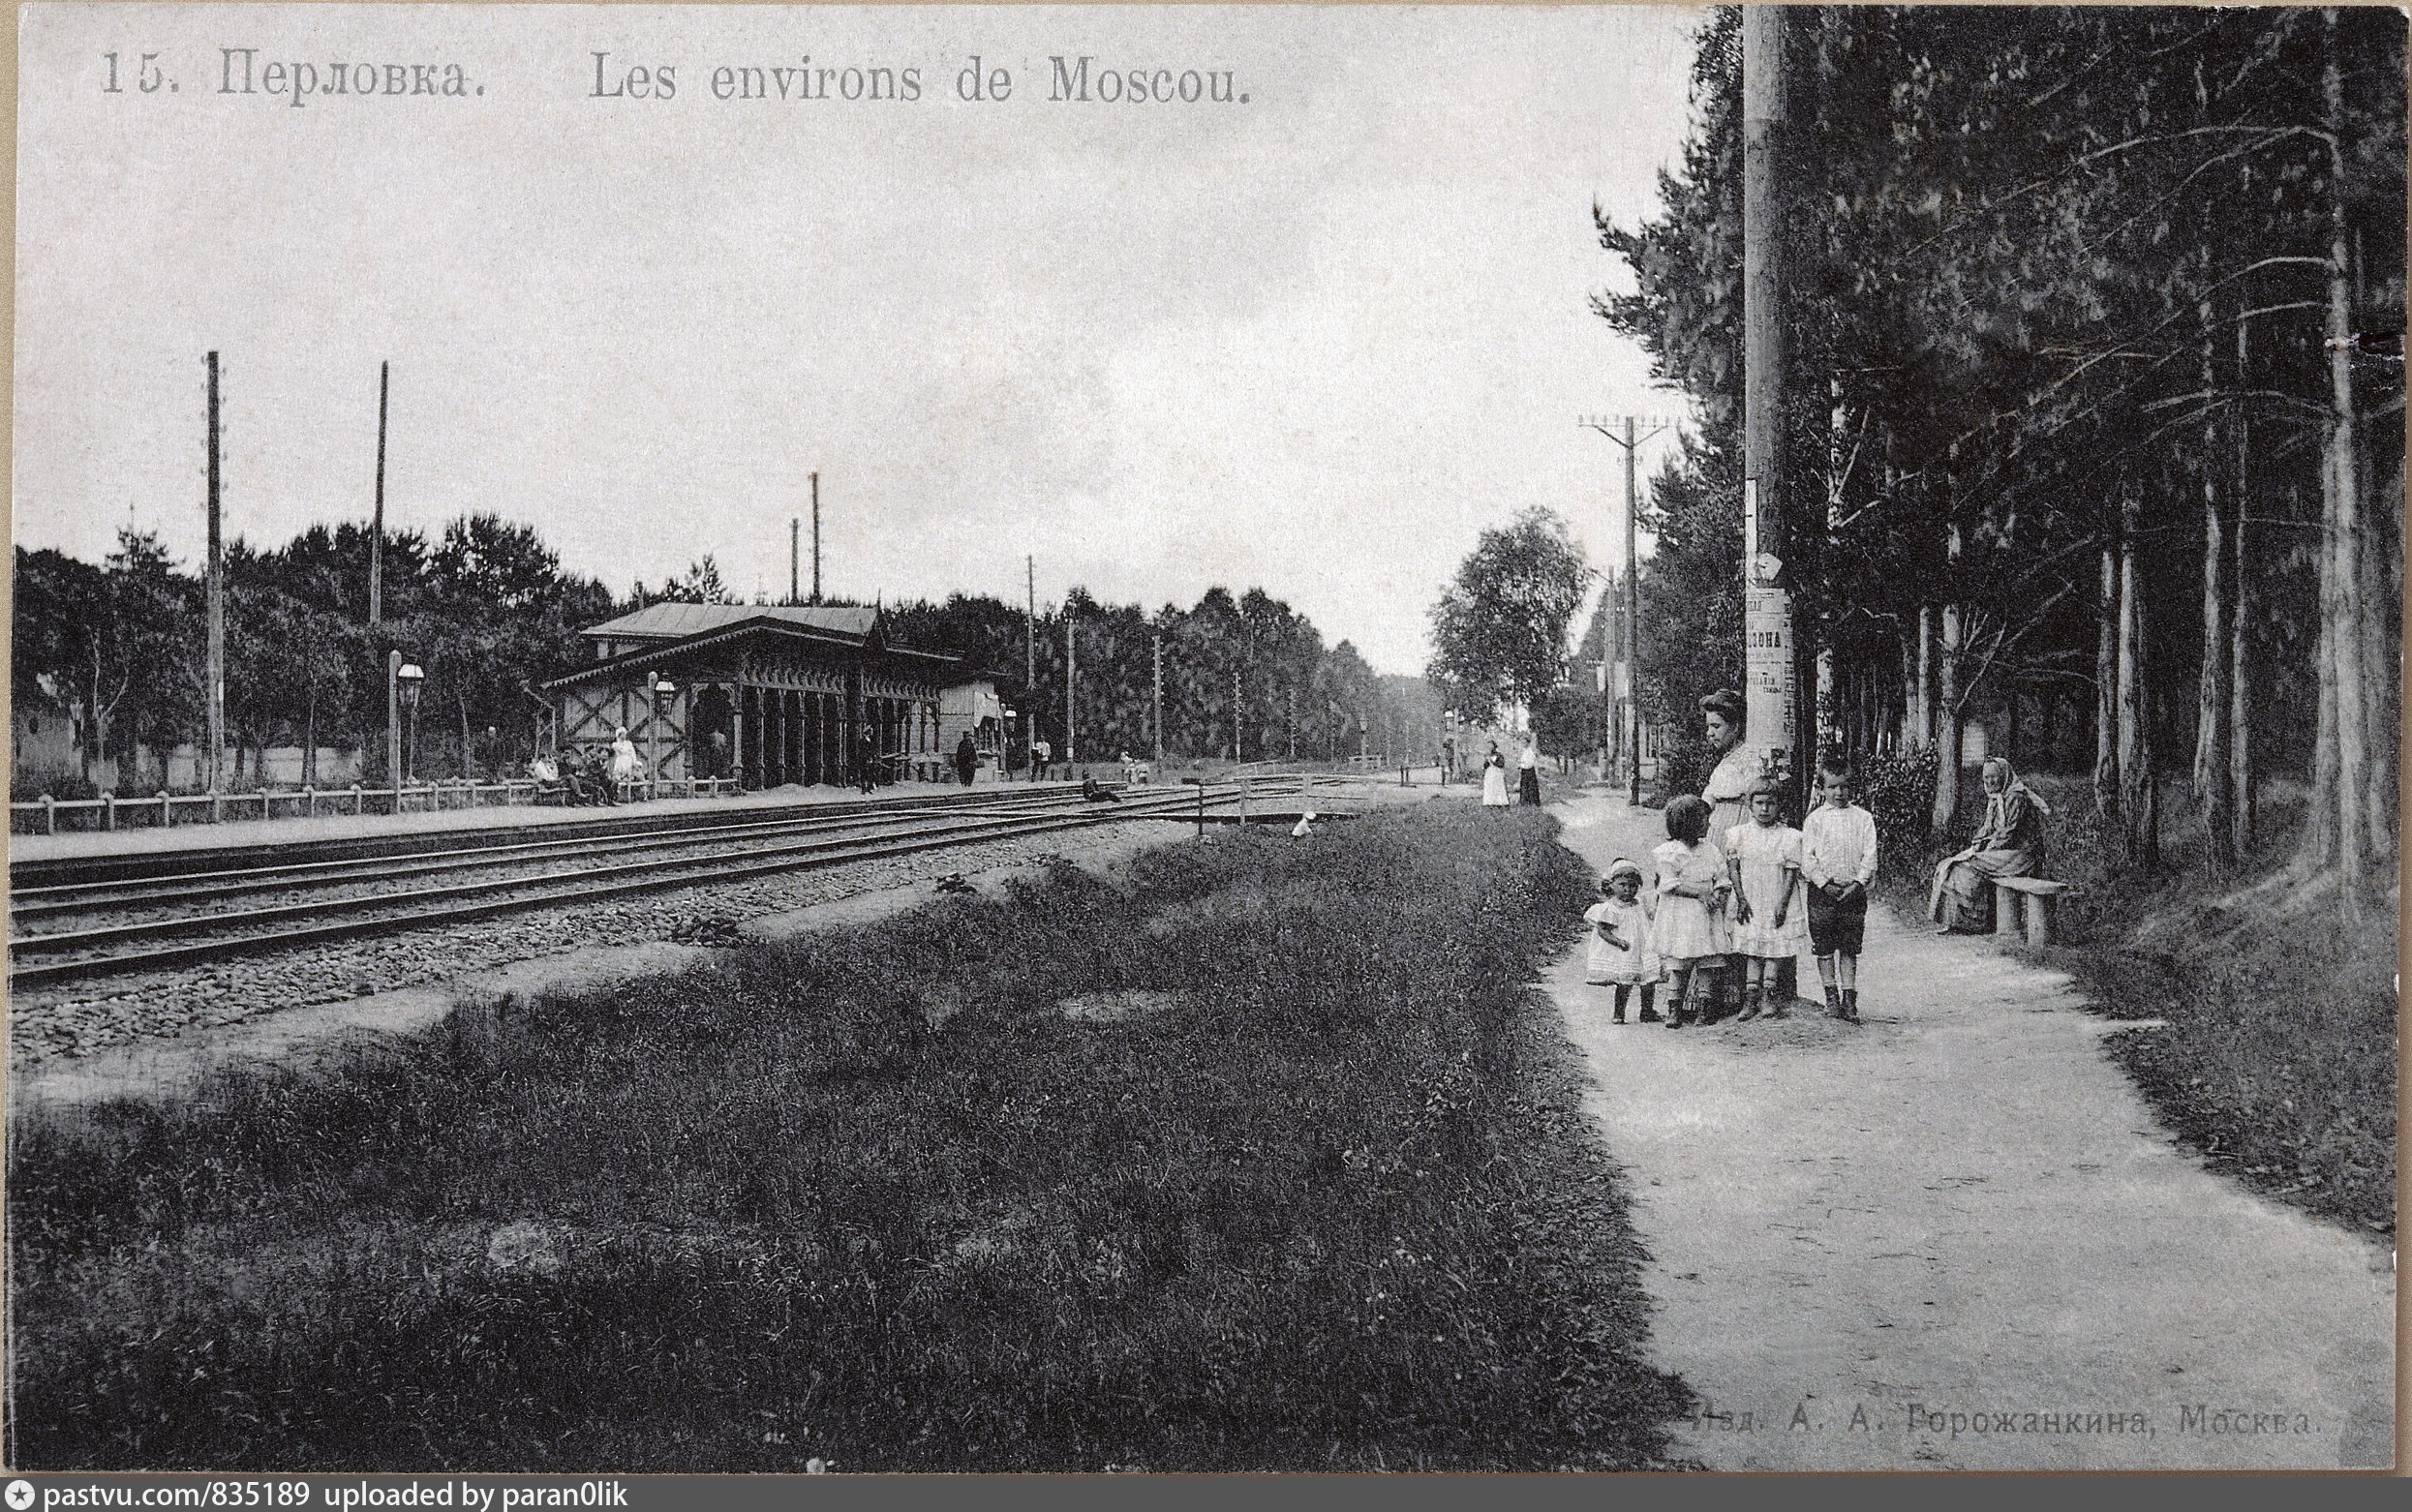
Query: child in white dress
[
  {"left": 1725, "top": 777, "right": 1808, "bottom": 1021},
  {"left": 1651, "top": 795, "right": 1730, "bottom": 1030},
  {"left": 1583, "top": 860, "right": 1659, "bottom": 1024}
]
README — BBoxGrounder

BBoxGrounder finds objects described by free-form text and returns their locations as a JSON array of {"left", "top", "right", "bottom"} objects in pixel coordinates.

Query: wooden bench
[{"left": 1991, "top": 876, "right": 2070, "bottom": 945}]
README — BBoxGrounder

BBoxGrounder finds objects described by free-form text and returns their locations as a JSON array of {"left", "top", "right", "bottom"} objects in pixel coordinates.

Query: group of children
[{"left": 1583, "top": 749, "right": 1879, "bottom": 1028}]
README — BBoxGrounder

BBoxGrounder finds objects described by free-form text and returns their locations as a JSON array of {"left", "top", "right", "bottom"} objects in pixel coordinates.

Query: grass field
[
  {"left": 7, "top": 804, "right": 1689, "bottom": 1471},
  {"left": 1882, "top": 775, "right": 2396, "bottom": 1237}
]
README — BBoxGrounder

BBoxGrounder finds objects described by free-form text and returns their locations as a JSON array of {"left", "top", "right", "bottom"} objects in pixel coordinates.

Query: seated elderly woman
[{"left": 1929, "top": 757, "right": 2051, "bottom": 933}]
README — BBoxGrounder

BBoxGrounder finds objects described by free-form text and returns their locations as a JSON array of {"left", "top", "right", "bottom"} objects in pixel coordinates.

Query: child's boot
[
  {"left": 1842, "top": 988, "right": 1859, "bottom": 1023},
  {"left": 1822, "top": 982, "right": 1846, "bottom": 1018},
  {"left": 1612, "top": 988, "right": 1628, "bottom": 1025},
  {"left": 1637, "top": 988, "right": 1660, "bottom": 1023},
  {"left": 1736, "top": 983, "right": 1762, "bottom": 1022}
]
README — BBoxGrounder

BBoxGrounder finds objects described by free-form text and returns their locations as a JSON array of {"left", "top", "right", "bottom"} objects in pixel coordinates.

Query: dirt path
[{"left": 1546, "top": 792, "right": 2394, "bottom": 1471}]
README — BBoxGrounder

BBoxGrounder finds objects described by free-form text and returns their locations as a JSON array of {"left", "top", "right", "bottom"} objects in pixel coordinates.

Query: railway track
[{"left": 8, "top": 777, "right": 1303, "bottom": 985}]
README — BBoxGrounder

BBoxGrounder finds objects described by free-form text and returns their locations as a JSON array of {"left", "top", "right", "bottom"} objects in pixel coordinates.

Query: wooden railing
[{"left": 10, "top": 775, "right": 746, "bottom": 835}]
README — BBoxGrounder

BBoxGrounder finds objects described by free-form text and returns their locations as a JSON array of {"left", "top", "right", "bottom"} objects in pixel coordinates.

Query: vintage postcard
[{"left": 6, "top": 0, "right": 2399, "bottom": 1480}]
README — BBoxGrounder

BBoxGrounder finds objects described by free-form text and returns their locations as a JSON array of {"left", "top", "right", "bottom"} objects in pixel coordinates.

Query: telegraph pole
[
  {"left": 205, "top": 351, "right": 226, "bottom": 794},
  {"left": 1578, "top": 412, "right": 1669, "bottom": 804},
  {"left": 1151, "top": 630, "right": 1166, "bottom": 765},
  {"left": 1025, "top": 555, "right": 1038, "bottom": 724},
  {"left": 789, "top": 518, "right": 800, "bottom": 604},
  {"left": 1231, "top": 670, "right": 1242, "bottom": 763},
  {"left": 809, "top": 471, "right": 822, "bottom": 603},
  {"left": 1743, "top": 4, "right": 1796, "bottom": 769},
  {"left": 370, "top": 360, "right": 386, "bottom": 625},
  {"left": 1065, "top": 596, "right": 1077, "bottom": 766}
]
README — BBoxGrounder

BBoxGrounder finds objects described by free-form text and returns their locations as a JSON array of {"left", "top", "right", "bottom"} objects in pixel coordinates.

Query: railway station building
[{"left": 541, "top": 603, "right": 992, "bottom": 789}]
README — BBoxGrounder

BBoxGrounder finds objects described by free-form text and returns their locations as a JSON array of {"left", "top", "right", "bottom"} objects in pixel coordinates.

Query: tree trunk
[
  {"left": 2229, "top": 321, "right": 2255, "bottom": 859},
  {"left": 2093, "top": 543, "right": 2120, "bottom": 819},
  {"left": 1930, "top": 523, "right": 1962, "bottom": 833},
  {"left": 2117, "top": 484, "right": 2158, "bottom": 871},
  {"left": 304, "top": 693, "right": 318, "bottom": 788},
  {"left": 2311, "top": 8, "right": 2374, "bottom": 899},
  {"left": 1912, "top": 604, "right": 1934, "bottom": 752},
  {"left": 2194, "top": 309, "right": 2234, "bottom": 870}
]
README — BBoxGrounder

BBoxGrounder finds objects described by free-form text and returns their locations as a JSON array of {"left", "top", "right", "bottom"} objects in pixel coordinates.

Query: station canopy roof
[
  {"left": 543, "top": 601, "right": 976, "bottom": 692},
  {"left": 579, "top": 603, "right": 881, "bottom": 643}
]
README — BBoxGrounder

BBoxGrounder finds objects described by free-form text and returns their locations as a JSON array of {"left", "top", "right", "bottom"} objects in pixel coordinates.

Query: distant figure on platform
[
  {"left": 609, "top": 727, "right": 643, "bottom": 790},
  {"left": 856, "top": 728, "right": 879, "bottom": 795},
  {"left": 1031, "top": 736, "right": 1052, "bottom": 782},
  {"left": 581, "top": 744, "right": 618, "bottom": 805},
  {"left": 708, "top": 730, "right": 731, "bottom": 780},
  {"left": 1930, "top": 757, "right": 2050, "bottom": 934},
  {"left": 1517, "top": 737, "right": 1542, "bottom": 806},
  {"left": 955, "top": 731, "right": 979, "bottom": 786},
  {"left": 1481, "top": 742, "right": 1510, "bottom": 807}
]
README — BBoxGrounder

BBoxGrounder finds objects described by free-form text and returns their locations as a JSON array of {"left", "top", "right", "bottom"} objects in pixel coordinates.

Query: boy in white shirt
[{"left": 1800, "top": 749, "right": 1878, "bottom": 1022}]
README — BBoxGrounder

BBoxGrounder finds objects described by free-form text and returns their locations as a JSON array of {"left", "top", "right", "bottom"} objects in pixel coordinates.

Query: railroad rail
[{"left": 8, "top": 776, "right": 1309, "bottom": 986}]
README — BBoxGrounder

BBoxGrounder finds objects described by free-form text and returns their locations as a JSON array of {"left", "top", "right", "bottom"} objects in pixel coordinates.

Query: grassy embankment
[
  {"left": 1881, "top": 775, "right": 2396, "bottom": 1237},
  {"left": 8, "top": 804, "right": 1688, "bottom": 1471}
]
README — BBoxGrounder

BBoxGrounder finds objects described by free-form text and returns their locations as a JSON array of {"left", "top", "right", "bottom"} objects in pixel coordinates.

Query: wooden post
[
  {"left": 1152, "top": 630, "right": 1166, "bottom": 765},
  {"left": 1742, "top": 5, "right": 1794, "bottom": 769},
  {"left": 371, "top": 360, "right": 387, "bottom": 625},
  {"left": 809, "top": 471, "right": 822, "bottom": 604},
  {"left": 205, "top": 351, "right": 226, "bottom": 795}
]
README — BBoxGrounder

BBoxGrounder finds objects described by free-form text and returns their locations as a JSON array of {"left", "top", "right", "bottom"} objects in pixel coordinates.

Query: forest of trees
[
  {"left": 884, "top": 588, "right": 1440, "bottom": 770},
  {"left": 12, "top": 522, "right": 1436, "bottom": 793},
  {"left": 1595, "top": 6, "right": 2402, "bottom": 901}
]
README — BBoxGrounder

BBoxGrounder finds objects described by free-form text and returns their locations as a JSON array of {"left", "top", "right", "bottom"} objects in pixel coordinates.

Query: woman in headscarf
[
  {"left": 1697, "top": 688, "right": 1756, "bottom": 843},
  {"left": 1481, "top": 741, "right": 1511, "bottom": 807},
  {"left": 1929, "top": 757, "right": 2052, "bottom": 932}
]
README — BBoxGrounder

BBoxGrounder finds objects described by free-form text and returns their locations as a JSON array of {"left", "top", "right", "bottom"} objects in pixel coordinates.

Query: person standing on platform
[
  {"left": 856, "top": 725, "right": 879, "bottom": 795},
  {"left": 1801, "top": 749, "right": 1878, "bottom": 1022},
  {"left": 1584, "top": 860, "right": 1660, "bottom": 1025},
  {"left": 1725, "top": 777, "right": 1808, "bottom": 1022},
  {"left": 1651, "top": 796, "right": 1731, "bottom": 1029},
  {"left": 609, "top": 726, "right": 643, "bottom": 796},
  {"left": 1031, "top": 736, "right": 1052, "bottom": 782},
  {"left": 955, "top": 731, "right": 979, "bottom": 787},
  {"left": 1481, "top": 741, "right": 1511, "bottom": 806},
  {"left": 1517, "top": 735, "right": 1543, "bottom": 806}
]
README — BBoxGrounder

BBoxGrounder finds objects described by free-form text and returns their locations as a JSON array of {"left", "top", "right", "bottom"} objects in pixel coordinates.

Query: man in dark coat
[
  {"left": 856, "top": 726, "right": 878, "bottom": 794},
  {"left": 954, "top": 731, "right": 979, "bottom": 786}
]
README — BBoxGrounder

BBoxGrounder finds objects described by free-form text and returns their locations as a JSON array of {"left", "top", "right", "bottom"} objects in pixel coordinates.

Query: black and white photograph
[{"left": 4, "top": 0, "right": 2400, "bottom": 1478}]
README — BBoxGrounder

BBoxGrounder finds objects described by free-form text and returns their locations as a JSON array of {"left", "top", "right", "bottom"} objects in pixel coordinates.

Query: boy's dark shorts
[{"left": 1808, "top": 885, "right": 1867, "bottom": 956}]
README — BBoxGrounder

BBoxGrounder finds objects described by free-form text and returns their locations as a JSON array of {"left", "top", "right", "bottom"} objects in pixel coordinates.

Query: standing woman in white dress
[{"left": 1481, "top": 741, "right": 1511, "bottom": 806}]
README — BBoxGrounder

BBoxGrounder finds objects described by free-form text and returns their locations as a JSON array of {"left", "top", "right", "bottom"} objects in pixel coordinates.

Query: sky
[{"left": 15, "top": 3, "right": 1701, "bottom": 674}]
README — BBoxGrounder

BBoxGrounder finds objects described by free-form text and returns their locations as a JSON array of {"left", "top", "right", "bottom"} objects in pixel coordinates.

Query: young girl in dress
[
  {"left": 1651, "top": 795, "right": 1730, "bottom": 1030},
  {"left": 1725, "top": 776, "right": 1808, "bottom": 1021},
  {"left": 1583, "top": 859, "right": 1658, "bottom": 1024}
]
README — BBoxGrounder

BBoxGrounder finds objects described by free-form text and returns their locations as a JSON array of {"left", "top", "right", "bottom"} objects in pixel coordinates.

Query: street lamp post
[
  {"left": 1002, "top": 708, "right": 1018, "bottom": 782},
  {"left": 396, "top": 661, "right": 425, "bottom": 803},
  {"left": 649, "top": 675, "right": 676, "bottom": 798},
  {"left": 385, "top": 650, "right": 403, "bottom": 801}
]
